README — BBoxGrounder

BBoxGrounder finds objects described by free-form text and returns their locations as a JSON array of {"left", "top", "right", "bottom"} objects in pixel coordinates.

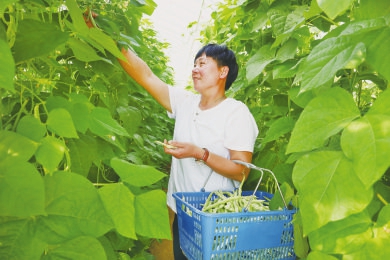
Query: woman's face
[{"left": 192, "top": 54, "right": 222, "bottom": 92}]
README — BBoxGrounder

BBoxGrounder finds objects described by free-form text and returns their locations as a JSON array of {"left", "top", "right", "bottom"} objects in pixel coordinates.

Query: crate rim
[{"left": 173, "top": 190, "right": 297, "bottom": 217}]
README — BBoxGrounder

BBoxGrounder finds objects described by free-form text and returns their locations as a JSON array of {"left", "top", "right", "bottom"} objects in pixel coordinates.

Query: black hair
[{"left": 194, "top": 43, "right": 238, "bottom": 90}]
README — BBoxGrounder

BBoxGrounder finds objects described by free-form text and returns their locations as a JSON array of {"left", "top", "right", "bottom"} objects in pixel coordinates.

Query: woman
[{"left": 119, "top": 43, "right": 259, "bottom": 259}]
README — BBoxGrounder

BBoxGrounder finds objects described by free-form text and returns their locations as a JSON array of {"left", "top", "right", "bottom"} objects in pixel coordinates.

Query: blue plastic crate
[{"left": 173, "top": 191, "right": 296, "bottom": 260}]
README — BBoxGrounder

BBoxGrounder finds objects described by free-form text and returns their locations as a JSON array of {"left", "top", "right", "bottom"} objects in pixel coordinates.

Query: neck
[{"left": 199, "top": 95, "right": 226, "bottom": 110}]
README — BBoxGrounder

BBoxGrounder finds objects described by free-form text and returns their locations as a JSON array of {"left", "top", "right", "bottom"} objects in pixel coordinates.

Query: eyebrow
[{"left": 194, "top": 56, "right": 208, "bottom": 63}]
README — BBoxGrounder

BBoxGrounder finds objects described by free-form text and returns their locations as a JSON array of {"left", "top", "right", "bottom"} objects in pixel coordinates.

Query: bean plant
[
  {"left": 201, "top": 0, "right": 390, "bottom": 259},
  {"left": 1, "top": 0, "right": 174, "bottom": 259}
]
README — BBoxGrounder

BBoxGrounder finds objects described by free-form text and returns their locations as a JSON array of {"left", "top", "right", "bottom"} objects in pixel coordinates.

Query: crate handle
[{"left": 232, "top": 160, "right": 288, "bottom": 210}]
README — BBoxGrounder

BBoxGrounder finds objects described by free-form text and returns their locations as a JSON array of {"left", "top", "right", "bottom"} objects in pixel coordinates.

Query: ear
[{"left": 219, "top": 66, "right": 229, "bottom": 78}]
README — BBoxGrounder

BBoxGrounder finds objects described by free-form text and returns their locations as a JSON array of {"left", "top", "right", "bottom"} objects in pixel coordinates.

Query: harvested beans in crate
[{"left": 173, "top": 161, "right": 297, "bottom": 260}]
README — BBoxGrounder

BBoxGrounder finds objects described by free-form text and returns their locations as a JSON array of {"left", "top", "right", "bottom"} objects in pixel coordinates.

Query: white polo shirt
[{"left": 166, "top": 86, "right": 259, "bottom": 212}]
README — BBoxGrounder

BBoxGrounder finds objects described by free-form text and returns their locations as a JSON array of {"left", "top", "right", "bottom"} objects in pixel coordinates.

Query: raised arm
[
  {"left": 118, "top": 48, "right": 172, "bottom": 112},
  {"left": 83, "top": 10, "right": 171, "bottom": 112}
]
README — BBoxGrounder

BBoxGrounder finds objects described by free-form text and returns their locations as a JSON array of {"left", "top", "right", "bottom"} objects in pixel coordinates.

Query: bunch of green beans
[{"left": 201, "top": 178, "right": 270, "bottom": 213}]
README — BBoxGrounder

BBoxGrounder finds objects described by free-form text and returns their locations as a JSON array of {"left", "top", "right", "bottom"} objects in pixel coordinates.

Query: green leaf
[
  {"left": 68, "top": 37, "right": 106, "bottom": 62},
  {"left": 268, "top": 6, "right": 288, "bottom": 37},
  {"left": 0, "top": 0, "right": 18, "bottom": 13},
  {"left": 308, "top": 211, "right": 372, "bottom": 254},
  {"left": 110, "top": 158, "right": 166, "bottom": 187},
  {"left": 288, "top": 85, "right": 316, "bottom": 108},
  {"left": 89, "top": 107, "right": 129, "bottom": 137},
  {"left": 37, "top": 172, "right": 114, "bottom": 244},
  {"left": 13, "top": 19, "right": 69, "bottom": 63},
  {"left": 297, "top": 37, "right": 366, "bottom": 94},
  {"left": 263, "top": 117, "right": 295, "bottom": 143},
  {"left": 0, "top": 130, "right": 38, "bottom": 162},
  {"left": 135, "top": 190, "right": 171, "bottom": 239},
  {"left": 0, "top": 160, "right": 45, "bottom": 217},
  {"left": 246, "top": 44, "right": 276, "bottom": 82},
  {"left": 376, "top": 204, "right": 390, "bottom": 227},
  {"left": 46, "top": 108, "right": 79, "bottom": 138},
  {"left": 35, "top": 136, "right": 66, "bottom": 173},
  {"left": 16, "top": 115, "right": 46, "bottom": 142},
  {"left": 86, "top": 28, "right": 126, "bottom": 61},
  {"left": 367, "top": 88, "right": 390, "bottom": 116},
  {"left": 0, "top": 29, "right": 15, "bottom": 91},
  {"left": 67, "top": 135, "right": 96, "bottom": 177},
  {"left": 0, "top": 217, "right": 46, "bottom": 260},
  {"left": 43, "top": 236, "right": 106, "bottom": 260},
  {"left": 343, "top": 235, "right": 390, "bottom": 260},
  {"left": 341, "top": 90, "right": 390, "bottom": 188},
  {"left": 117, "top": 106, "right": 142, "bottom": 136},
  {"left": 292, "top": 151, "right": 373, "bottom": 235},
  {"left": 46, "top": 96, "right": 71, "bottom": 112},
  {"left": 273, "top": 59, "right": 300, "bottom": 79},
  {"left": 354, "top": 0, "right": 390, "bottom": 19},
  {"left": 70, "top": 102, "right": 91, "bottom": 134},
  {"left": 317, "top": 0, "right": 354, "bottom": 19},
  {"left": 307, "top": 251, "right": 339, "bottom": 260},
  {"left": 362, "top": 27, "right": 390, "bottom": 82},
  {"left": 293, "top": 212, "right": 310, "bottom": 258},
  {"left": 287, "top": 87, "right": 360, "bottom": 154},
  {"left": 65, "top": 0, "right": 89, "bottom": 35},
  {"left": 341, "top": 116, "right": 390, "bottom": 188},
  {"left": 98, "top": 183, "right": 137, "bottom": 239},
  {"left": 275, "top": 39, "right": 298, "bottom": 62}
]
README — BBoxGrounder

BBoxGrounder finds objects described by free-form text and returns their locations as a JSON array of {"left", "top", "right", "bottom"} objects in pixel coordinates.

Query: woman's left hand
[{"left": 163, "top": 140, "right": 204, "bottom": 160}]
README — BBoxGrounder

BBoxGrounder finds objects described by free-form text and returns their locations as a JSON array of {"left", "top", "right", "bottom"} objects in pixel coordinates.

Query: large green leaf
[
  {"left": 246, "top": 44, "right": 276, "bottom": 82},
  {"left": 308, "top": 211, "right": 372, "bottom": 254},
  {"left": 89, "top": 107, "right": 129, "bottom": 137},
  {"left": 135, "top": 190, "right": 171, "bottom": 239},
  {"left": 292, "top": 151, "right": 373, "bottom": 235},
  {"left": 354, "top": 0, "right": 390, "bottom": 19},
  {"left": 35, "top": 136, "right": 66, "bottom": 173},
  {"left": 110, "top": 158, "right": 166, "bottom": 187},
  {"left": 297, "top": 36, "right": 366, "bottom": 94},
  {"left": 341, "top": 89, "right": 390, "bottom": 188},
  {"left": 0, "top": 160, "right": 45, "bottom": 217},
  {"left": 0, "top": 217, "right": 46, "bottom": 260},
  {"left": 13, "top": 19, "right": 69, "bottom": 63},
  {"left": 362, "top": 27, "right": 390, "bottom": 82},
  {"left": 287, "top": 87, "right": 360, "bottom": 154},
  {"left": 16, "top": 115, "right": 46, "bottom": 142},
  {"left": 341, "top": 116, "right": 390, "bottom": 188},
  {"left": 98, "top": 183, "right": 136, "bottom": 239},
  {"left": 43, "top": 236, "right": 106, "bottom": 260},
  {"left": 117, "top": 106, "right": 142, "bottom": 136},
  {"left": 275, "top": 39, "right": 298, "bottom": 62},
  {"left": 0, "top": 25, "right": 15, "bottom": 91},
  {"left": 317, "top": 0, "right": 354, "bottom": 19},
  {"left": 86, "top": 28, "right": 126, "bottom": 61},
  {"left": 46, "top": 108, "right": 79, "bottom": 138},
  {"left": 343, "top": 233, "right": 390, "bottom": 260},
  {"left": 37, "top": 172, "right": 114, "bottom": 244},
  {"left": 0, "top": 130, "right": 38, "bottom": 162}
]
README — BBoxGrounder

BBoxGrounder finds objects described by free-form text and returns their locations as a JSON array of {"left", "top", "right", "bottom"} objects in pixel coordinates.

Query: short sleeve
[
  {"left": 167, "top": 85, "right": 195, "bottom": 119},
  {"left": 224, "top": 102, "right": 258, "bottom": 152}
]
